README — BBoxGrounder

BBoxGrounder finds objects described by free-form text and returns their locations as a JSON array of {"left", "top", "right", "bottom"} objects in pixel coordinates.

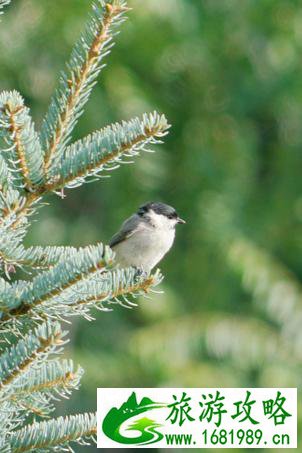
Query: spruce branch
[
  {"left": 0, "top": 243, "right": 114, "bottom": 320},
  {"left": 0, "top": 321, "right": 66, "bottom": 392},
  {"left": 46, "top": 112, "right": 170, "bottom": 191},
  {"left": 65, "top": 267, "right": 164, "bottom": 313},
  {"left": 1, "top": 242, "right": 110, "bottom": 275},
  {"left": 8, "top": 412, "right": 96, "bottom": 452},
  {"left": 9, "top": 359, "right": 83, "bottom": 399},
  {"left": 1, "top": 192, "right": 42, "bottom": 233},
  {"left": 0, "top": 91, "right": 44, "bottom": 191},
  {"left": 0, "top": 243, "right": 44, "bottom": 274},
  {"left": 2, "top": 111, "right": 169, "bottom": 228},
  {"left": 1, "top": 266, "right": 163, "bottom": 324},
  {"left": 2, "top": 360, "right": 83, "bottom": 416},
  {"left": 21, "top": 245, "right": 79, "bottom": 268},
  {"left": 0, "top": 242, "right": 82, "bottom": 275},
  {"left": 41, "top": 0, "right": 129, "bottom": 175}
]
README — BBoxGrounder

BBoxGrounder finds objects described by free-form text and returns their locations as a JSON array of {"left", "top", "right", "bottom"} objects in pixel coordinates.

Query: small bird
[{"left": 109, "top": 202, "right": 185, "bottom": 273}]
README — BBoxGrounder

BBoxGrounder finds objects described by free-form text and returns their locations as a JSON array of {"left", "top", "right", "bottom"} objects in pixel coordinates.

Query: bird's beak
[{"left": 177, "top": 216, "right": 186, "bottom": 224}]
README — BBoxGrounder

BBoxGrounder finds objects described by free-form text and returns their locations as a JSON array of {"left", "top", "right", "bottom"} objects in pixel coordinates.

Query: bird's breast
[{"left": 113, "top": 226, "right": 175, "bottom": 271}]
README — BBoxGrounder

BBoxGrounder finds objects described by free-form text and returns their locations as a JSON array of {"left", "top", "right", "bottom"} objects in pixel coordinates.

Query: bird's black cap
[{"left": 138, "top": 202, "right": 185, "bottom": 223}]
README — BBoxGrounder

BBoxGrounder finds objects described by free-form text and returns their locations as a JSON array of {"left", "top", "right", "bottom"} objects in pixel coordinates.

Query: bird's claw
[{"left": 134, "top": 266, "right": 148, "bottom": 280}]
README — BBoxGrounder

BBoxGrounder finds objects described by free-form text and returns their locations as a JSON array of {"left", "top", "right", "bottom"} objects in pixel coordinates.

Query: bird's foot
[{"left": 134, "top": 266, "right": 148, "bottom": 280}]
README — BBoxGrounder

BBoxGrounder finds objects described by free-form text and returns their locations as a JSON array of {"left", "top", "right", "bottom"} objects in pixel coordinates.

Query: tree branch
[
  {"left": 42, "top": 0, "right": 129, "bottom": 175},
  {"left": 8, "top": 413, "right": 96, "bottom": 452}
]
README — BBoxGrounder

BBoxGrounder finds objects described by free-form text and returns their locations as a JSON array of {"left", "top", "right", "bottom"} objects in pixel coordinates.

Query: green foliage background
[{"left": 1, "top": 0, "right": 301, "bottom": 451}]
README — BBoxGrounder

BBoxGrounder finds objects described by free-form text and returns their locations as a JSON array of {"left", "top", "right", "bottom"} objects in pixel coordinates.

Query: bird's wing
[{"left": 109, "top": 214, "right": 140, "bottom": 248}]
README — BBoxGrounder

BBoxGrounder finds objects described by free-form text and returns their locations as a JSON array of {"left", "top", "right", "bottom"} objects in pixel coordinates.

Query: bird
[{"left": 109, "top": 201, "right": 185, "bottom": 273}]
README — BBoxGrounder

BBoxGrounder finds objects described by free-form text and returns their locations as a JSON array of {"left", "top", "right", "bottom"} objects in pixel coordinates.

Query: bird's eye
[
  {"left": 168, "top": 213, "right": 176, "bottom": 219},
  {"left": 138, "top": 206, "right": 147, "bottom": 216}
]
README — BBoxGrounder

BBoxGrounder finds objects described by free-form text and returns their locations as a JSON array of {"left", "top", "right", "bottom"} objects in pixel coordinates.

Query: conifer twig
[
  {"left": 8, "top": 413, "right": 96, "bottom": 452},
  {"left": 46, "top": 112, "right": 169, "bottom": 192},
  {"left": 0, "top": 91, "right": 44, "bottom": 191},
  {"left": 6, "top": 104, "right": 32, "bottom": 189},
  {"left": 0, "top": 267, "right": 163, "bottom": 323},
  {"left": 0, "top": 322, "right": 65, "bottom": 391},
  {"left": 2, "top": 111, "right": 169, "bottom": 228},
  {"left": 42, "top": 0, "right": 129, "bottom": 175},
  {"left": 0, "top": 243, "right": 114, "bottom": 320}
]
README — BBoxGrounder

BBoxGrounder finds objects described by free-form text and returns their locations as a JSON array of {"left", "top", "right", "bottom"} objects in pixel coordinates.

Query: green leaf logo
[{"left": 102, "top": 392, "right": 167, "bottom": 445}]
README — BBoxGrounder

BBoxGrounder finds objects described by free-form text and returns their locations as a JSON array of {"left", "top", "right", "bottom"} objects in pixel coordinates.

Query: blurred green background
[{"left": 1, "top": 0, "right": 302, "bottom": 451}]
